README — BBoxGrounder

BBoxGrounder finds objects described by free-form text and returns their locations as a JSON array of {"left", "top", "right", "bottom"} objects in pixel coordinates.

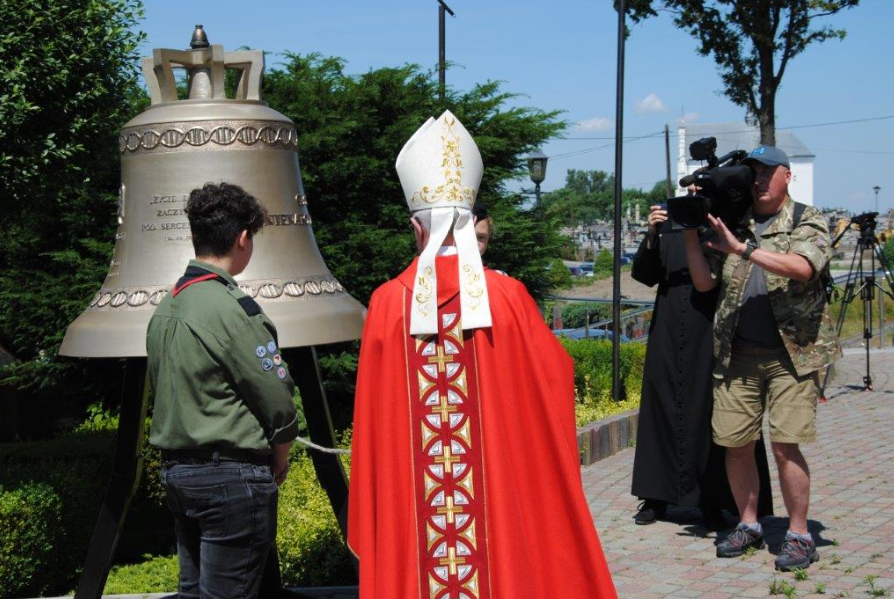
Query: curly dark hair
[{"left": 185, "top": 183, "right": 268, "bottom": 257}]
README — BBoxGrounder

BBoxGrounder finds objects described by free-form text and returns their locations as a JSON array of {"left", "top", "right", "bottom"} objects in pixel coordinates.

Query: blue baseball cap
[{"left": 744, "top": 145, "right": 790, "bottom": 168}]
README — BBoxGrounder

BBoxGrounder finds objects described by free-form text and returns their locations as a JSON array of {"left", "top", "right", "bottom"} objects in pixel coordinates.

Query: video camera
[
  {"left": 850, "top": 211, "right": 878, "bottom": 230},
  {"left": 668, "top": 137, "right": 754, "bottom": 229}
]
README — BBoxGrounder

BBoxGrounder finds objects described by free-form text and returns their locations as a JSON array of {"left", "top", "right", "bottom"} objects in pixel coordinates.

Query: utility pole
[
  {"left": 438, "top": 0, "right": 455, "bottom": 103},
  {"left": 664, "top": 124, "right": 673, "bottom": 199},
  {"left": 611, "top": 0, "right": 626, "bottom": 402}
]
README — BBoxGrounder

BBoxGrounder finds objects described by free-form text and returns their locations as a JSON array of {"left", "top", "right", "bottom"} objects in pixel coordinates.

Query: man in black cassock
[{"left": 630, "top": 201, "right": 773, "bottom": 526}]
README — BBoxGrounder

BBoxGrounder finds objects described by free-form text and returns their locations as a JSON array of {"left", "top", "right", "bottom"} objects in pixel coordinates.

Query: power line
[
  {"left": 550, "top": 131, "right": 663, "bottom": 160},
  {"left": 558, "top": 114, "right": 894, "bottom": 141}
]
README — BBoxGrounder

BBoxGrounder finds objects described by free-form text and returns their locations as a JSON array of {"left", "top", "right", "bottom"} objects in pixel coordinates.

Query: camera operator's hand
[
  {"left": 705, "top": 214, "right": 746, "bottom": 256},
  {"left": 648, "top": 205, "right": 668, "bottom": 235}
]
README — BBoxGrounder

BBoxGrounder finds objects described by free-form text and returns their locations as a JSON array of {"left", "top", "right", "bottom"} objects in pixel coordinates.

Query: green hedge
[
  {"left": 560, "top": 338, "right": 646, "bottom": 425},
  {"left": 0, "top": 416, "right": 170, "bottom": 598},
  {"left": 277, "top": 446, "right": 354, "bottom": 586},
  {"left": 0, "top": 483, "right": 62, "bottom": 598},
  {"left": 103, "top": 442, "right": 356, "bottom": 593}
]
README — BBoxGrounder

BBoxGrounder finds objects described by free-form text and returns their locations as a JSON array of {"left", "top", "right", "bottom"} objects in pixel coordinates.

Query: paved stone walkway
[{"left": 585, "top": 349, "right": 894, "bottom": 598}]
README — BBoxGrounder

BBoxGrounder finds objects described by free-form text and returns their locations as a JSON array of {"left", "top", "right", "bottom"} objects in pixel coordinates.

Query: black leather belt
[{"left": 161, "top": 448, "right": 272, "bottom": 467}]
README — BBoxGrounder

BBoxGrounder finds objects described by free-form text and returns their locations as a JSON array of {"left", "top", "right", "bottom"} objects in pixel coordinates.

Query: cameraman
[{"left": 683, "top": 146, "right": 841, "bottom": 571}]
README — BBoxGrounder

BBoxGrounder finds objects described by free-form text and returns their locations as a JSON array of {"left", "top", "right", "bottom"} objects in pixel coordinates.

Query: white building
[{"left": 677, "top": 122, "right": 815, "bottom": 205}]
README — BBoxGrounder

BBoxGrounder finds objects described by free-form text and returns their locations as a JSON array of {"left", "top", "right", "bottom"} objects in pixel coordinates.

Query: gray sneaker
[
  {"left": 775, "top": 535, "right": 819, "bottom": 571},
  {"left": 716, "top": 523, "right": 765, "bottom": 558}
]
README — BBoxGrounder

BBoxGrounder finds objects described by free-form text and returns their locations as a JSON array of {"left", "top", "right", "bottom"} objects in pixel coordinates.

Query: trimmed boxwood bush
[
  {"left": 276, "top": 446, "right": 355, "bottom": 587},
  {"left": 0, "top": 416, "right": 170, "bottom": 597},
  {"left": 103, "top": 554, "right": 179, "bottom": 595},
  {"left": 104, "top": 441, "right": 357, "bottom": 592},
  {"left": 560, "top": 338, "right": 646, "bottom": 425},
  {"left": 0, "top": 483, "right": 63, "bottom": 598}
]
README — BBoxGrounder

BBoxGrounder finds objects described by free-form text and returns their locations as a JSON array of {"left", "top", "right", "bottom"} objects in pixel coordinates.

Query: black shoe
[
  {"left": 775, "top": 534, "right": 819, "bottom": 571},
  {"left": 634, "top": 500, "right": 667, "bottom": 525},
  {"left": 716, "top": 523, "right": 765, "bottom": 558},
  {"left": 702, "top": 507, "right": 728, "bottom": 530}
]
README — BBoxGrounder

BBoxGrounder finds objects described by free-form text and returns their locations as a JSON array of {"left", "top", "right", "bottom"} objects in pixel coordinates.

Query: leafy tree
[
  {"left": 0, "top": 0, "right": 145, "bottom": 395},
  {"left": 882, "top": 237, "right": 894, "bottom": 272},
  {"left": 543, "top": 169, "right": 654, "bottom": 224},
  {"left": 561, "top": 303, "right": 611, "bottom": 329},
  {"left": 623, "top": 0, "right": 860, "bottom": 144},
  {"left": 1, "top": 41, "right": 567, "bottom": 412},
  {"left": 647, "top": 179, "right": 670, "bottom": 203},
  {"left": 594, "top": 248, "right": 615, "bottom": 278},
  {"left": 263, "top": 53, "right": 567, "bottom": 303}
]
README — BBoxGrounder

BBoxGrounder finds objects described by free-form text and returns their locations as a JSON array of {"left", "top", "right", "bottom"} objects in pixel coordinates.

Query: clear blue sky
[{"left": 138, "top": 0, "right": 893, "bottom": 213}]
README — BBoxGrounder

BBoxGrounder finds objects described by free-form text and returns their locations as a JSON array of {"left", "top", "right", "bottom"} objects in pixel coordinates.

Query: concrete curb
[{"left": 577, "top": 408, "right": 639, "bottom": 466}]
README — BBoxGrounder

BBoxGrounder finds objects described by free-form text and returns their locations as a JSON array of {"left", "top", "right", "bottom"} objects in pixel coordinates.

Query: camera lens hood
[{"left": 668, "top": 194, "right": 712, "bottom": 229}]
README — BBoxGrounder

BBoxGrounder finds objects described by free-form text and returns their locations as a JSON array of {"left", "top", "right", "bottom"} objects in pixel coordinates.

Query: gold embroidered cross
[
  {"left": 427, "top": 345, "right": 454, "bottom": 374},
  {"left": 436, "top": 496, "right": 464, "bottom": 526},
  {"left": 434, "top": 446, "right": 461, "bottom": 475},
  {"left": 432, "top": 394, "right": 457, "bottom": 423},
  {"left": 438, "top": 546, "right": 466, "bottom": 576}
]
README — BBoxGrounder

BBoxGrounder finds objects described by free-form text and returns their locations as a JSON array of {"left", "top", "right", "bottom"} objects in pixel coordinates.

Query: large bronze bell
[
  {"left": 62, "top": 27, "right": 360, "bottom": 598},
  {"left": 59, "top": 26, "right": 365, "bottom": 358}
]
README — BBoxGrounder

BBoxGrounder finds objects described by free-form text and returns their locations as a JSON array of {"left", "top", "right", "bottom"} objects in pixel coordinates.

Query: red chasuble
[{"left": 349, "top": 255, "right": 616, "bottom": 599}]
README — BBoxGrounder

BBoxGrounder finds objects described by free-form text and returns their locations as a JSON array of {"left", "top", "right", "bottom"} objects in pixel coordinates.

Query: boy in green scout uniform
[{"left": 147, "top": 182, "right": 298, "bottom": 599}]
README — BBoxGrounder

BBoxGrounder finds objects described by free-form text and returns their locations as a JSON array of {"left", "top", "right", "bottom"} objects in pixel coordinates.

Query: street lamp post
[
  {"left": 437, "top": 0, "right": 455, "bottom": 104},
  {"left": 874, "top": 185, "right": 881, "bottom": 214},
  {"left": 526, "top": 149, "right": 548, "bottom": 207}
]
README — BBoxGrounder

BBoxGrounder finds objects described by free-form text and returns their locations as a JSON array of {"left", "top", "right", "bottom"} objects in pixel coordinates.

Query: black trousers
[{"left": 160, "top": 459, "right": 278, "bottom": 599}]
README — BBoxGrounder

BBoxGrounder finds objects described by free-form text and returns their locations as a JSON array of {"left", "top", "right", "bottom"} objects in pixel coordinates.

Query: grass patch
[
  {"left": 866, "top": 574, "right": 891, "bottom": 597},
  {"left": 769, "top": 578, "right": 798, "bottom": 597}
]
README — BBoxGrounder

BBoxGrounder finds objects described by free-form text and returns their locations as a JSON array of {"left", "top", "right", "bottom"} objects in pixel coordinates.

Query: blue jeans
[{"left": 160, "top": 459, "right": 278, "bottom": 599}]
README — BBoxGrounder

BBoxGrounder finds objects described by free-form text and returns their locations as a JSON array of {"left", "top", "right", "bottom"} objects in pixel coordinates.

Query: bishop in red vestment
[{"left": 348, "top": 111, "right": 616, "bottom": 599}]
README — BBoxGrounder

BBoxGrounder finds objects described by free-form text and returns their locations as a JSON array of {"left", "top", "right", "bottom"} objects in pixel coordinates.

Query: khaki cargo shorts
[{"left": 713, "top": 342, "right": 819, "bottom": 447}]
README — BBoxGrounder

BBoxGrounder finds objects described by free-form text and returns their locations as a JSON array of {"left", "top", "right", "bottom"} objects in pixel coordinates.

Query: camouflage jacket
[{"left": 707, "top": 197, "right": 842, "bottom": 378}]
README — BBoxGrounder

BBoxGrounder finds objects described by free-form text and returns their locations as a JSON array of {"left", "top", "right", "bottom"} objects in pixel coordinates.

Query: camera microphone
[{"left": 679, "top": 173, "right": 698, "bottom": 188}]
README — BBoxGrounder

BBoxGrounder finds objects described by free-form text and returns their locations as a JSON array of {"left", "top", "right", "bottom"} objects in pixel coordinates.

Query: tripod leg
[
  {"left": 862, "top": 247, "right": 875, "bottom": 390},
  {"left": 820, "top": 243, "right": 862, "bottom": 400},
  {"left": 74, "top": 358, "right": 149, "bottom": 599}
]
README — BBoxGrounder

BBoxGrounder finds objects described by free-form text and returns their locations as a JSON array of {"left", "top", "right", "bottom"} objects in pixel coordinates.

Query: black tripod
[{"left": 821, "top": 212, "right": 894, "bottom": 397}]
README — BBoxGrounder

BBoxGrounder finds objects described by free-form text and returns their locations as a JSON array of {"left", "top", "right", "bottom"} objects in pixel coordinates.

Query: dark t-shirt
[{"left": 734, "top": 212, "right": 784, "bottom": 348}]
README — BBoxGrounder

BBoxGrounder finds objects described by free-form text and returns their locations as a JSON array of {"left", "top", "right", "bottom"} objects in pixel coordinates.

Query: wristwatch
[{"left": 742, "top": 239, "right": 759, "bottom": 261}]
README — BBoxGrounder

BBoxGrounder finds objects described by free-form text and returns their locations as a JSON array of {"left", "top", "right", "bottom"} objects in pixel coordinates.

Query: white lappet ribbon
[{"left": 409, "top": 207, "right": 492, "bottom": 336}]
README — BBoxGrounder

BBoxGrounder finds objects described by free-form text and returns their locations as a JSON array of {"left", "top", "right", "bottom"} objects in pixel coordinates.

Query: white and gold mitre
[
  {"left": 396, "top": 110, "right": 483, "bottom": 210},
  {"left": 396, "top": 110, "right": 492, "bottom": 335}
]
